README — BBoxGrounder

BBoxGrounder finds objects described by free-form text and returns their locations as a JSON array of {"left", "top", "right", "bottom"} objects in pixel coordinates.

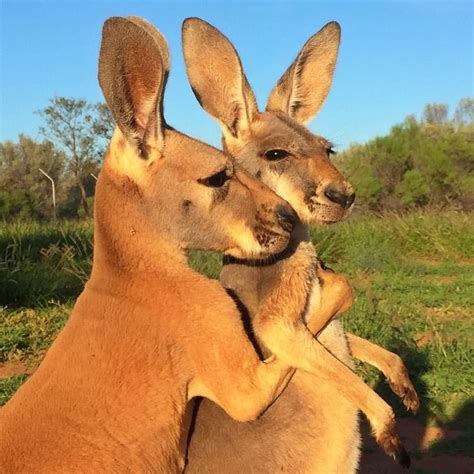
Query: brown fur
[
  {"left": 183, "top": 18, "right": 418, "bottom": 472},
  {"left": 0, "top": 17, "right": 319, "bottom": 473}
]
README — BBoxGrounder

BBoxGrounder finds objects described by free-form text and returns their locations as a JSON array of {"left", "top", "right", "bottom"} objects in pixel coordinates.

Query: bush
[
  {"left": 0, "top": 189, "right": 40, "bottom": 220},
  {"left": 337, "top": 98, "right": 474, "bottom": 212},
  {"left": 396, "top": 169, "right": 430, "bottom": 205}
]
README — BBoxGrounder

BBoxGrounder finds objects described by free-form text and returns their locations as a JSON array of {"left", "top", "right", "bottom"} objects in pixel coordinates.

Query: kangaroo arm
[
  {"left": 185, "top": 279, "right": 296, "bottom": 423},
  {"left": 189, "top": 358, "right": 294, "bottom": 423},
  {"left": 305, "top": 268, "right": 419, "bottom": 414}
]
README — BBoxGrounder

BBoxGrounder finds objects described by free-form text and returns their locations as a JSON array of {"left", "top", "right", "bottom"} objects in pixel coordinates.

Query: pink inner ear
[
  {"left": 126, "top": 67, "right": 159, "bottom": 133},
  {"left": 134, "top": 102, "right": 150, "bottom": 132}
]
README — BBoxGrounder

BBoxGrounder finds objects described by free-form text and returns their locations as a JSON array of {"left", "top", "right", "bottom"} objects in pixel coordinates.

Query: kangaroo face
[
  {"left": 224, "top": 112, "right": 354, "bottom": 225},
  {"left": 119, "top": 130, "right": 294, "bottom": 258},
  {"left": 183, "top": 19, "right": 355, "bottom": 226},
  {"left": 98, "top": 17, "right": 294, "bottom": 260}
]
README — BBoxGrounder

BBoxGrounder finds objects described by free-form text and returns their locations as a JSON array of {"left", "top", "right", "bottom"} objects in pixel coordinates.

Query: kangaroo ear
[
  {"left": 266, "top": 21, "right": 341, "bottom": 125},
  {"left": 182, "top": 17, "right": 258, "bottom": 140},
  {"left": 98, "top": 17, "right": 169, "bottom": 156}
]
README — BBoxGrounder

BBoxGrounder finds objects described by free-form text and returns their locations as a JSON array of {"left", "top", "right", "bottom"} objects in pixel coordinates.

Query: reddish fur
[{"left": 0, "top": 17, "right": 310, "bottom": 473}]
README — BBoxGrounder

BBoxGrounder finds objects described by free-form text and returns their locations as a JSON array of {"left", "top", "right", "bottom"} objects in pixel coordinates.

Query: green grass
[
  {"left": 0, "top": 220, "right": 93, "bottom": 306},
  {"left": 0, "top": 304, "right": 70, "bottom": 363},
  {"left": 0, "top": 211, "right": 473, "bottom": 458},
  {"left": 0, "top": 374, "right": 28, "bottom": 406},
  {"left": 312, "top": 213, "right": 474, "bottom": 426}
]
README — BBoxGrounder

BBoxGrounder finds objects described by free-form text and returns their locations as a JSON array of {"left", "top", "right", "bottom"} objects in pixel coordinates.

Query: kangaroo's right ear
[
  {"left": 98, "top": 17, "right": 169, "bottom": 156},
  {"left": 182, "top": 18, "right": 258, "bottom": 140}
]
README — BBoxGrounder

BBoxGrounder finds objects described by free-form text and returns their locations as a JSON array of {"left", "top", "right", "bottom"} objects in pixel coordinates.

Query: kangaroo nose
[
  {"left": 276, "top": 205, "right": 298, "bottom": 233},
  {"left": 324, "top": 186, "right": 356, "bottom": 210}
]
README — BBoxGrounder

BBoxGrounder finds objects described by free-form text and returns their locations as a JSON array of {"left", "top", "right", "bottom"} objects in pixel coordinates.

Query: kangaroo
[
  {"left": 0, "top": 17, "right": 322, "bottom": 473},
  {"left": 182, "top": 18, "right": 419, "bottom": 472}
]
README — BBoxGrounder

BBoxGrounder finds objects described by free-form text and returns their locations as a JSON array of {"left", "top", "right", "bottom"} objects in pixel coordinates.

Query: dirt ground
[{"left": 0, "top": 362, "right": 34, "bottom": 378}]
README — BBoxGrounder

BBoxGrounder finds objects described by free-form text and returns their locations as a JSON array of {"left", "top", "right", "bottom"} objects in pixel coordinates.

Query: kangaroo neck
[{"left": 90, "top": 163, "right": 190, "bottom": 288}]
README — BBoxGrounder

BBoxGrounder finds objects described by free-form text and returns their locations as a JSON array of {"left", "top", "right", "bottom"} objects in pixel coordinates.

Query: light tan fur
[
  {"left": 0, "top": 17, "right": 325, "bottom": 473},
  {"left": 183, "top": 18, "right": 418, "bottom": 472}
]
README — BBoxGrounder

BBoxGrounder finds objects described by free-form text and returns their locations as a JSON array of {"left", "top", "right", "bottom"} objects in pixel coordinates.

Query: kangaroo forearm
[
  {"left": 306, "top": 271, "right": 353, "bottom": 335},
  {"left": 217, "top": 359, "right": 293, "bottom": 422},
  {"left": 347, "top": 333, "right": 404, "bottom": 374}
]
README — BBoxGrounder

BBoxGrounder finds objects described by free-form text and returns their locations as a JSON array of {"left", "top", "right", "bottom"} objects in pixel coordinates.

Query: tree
[
  {"left": 93, "top": 102, "right": 115, "bottom": 142},
  {"left": 454, "top": 97, "right": 474, "bottom": 127},
  {"left": 423, "top": 103, "right": 449, "bottom": 125},
  {"left": 37, "top": 97, "right": 113, "bottom": 216},
  {"left": 0, "top": 135, "right": 66, "bottom": 219}
]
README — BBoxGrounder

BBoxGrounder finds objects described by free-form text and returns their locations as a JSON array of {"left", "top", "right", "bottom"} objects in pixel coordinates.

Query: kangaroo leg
[{"left": 346, "top": 333, "right": 420, "bottom": 414}]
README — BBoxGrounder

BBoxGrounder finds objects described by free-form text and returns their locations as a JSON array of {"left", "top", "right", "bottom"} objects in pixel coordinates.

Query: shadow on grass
[
  {"left": 427, "top": 400, "right": 474, "bottom": 456},
  {"left": 358, "top": 338, "right": 473, "bottom": 473},
  {"left": 373, "top": 339, "right": 438, "bottom": 424}
]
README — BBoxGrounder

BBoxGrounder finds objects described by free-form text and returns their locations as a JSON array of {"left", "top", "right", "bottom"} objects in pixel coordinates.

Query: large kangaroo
[
  {"left": 0, "top": 17, "right": 318, "bottom": 473},
  {"left": 183, "top": 19, "right": 418, "bottom": 472}
]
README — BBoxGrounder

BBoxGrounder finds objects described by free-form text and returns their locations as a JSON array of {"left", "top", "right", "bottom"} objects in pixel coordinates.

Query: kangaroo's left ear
[
  {"left": 182, "top": 17, "right": 259, "bottom": 141},
  {"left": 266, "top": 22, "right": 341, "bottom": 125}
]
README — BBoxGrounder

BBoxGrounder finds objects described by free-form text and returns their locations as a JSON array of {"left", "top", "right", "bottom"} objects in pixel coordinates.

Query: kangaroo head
[
  {"left": 96, "top": 17, "right": 295, "bottom": 266},
  {"left": 183, "top": 19, "right": 354, "bottom": 225}
]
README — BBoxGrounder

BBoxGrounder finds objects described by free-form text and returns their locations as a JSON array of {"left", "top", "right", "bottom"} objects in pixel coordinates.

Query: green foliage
[
  {"left": 0, "top": 135, "right": 66, "bottom": 220},
  {"left": 77, "top": 196, "right": 95, "bottom": 219},
  {"left": 454, "top": 97, "right": 474, "bottom": 127},
  {"left": 0, "top": 375, "right": 28, "bottom": 406},
  {"left": 338, "top": 97, "right": 474, "bottom": 211},
  {"left": 310, "top": 212, "right": 474, "bottom": 425},
  {"left": 0, "top": 94, "right": 113, "bottom": 220},
  {"left": 0, "top": 189, "right": 40, "bottom": 220},
  {"left": 0, "top": 97, "right": 113, "bottom": 221},
  {"left": 0, "top": 305, "right": 70, "bottom": 362},
  {"left": 396, "top": 169, "right": 430, "bottom": 205},
  {"left": 423, "top": 103, "right": 449, "bottom": 124}
]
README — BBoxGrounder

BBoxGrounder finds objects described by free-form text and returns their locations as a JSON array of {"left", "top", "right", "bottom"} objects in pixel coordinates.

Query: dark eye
[
  {"left": 264, "top": 149, "right": 290, "bottom": 161},
  {"left": 326, "top": 147, "right": 337, "bottom": 157},
  {"left": 198, "top": 169, "right": 229, "bottom": 188}
]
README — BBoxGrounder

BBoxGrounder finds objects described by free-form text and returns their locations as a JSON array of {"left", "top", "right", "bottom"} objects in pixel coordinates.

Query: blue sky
[{"left": 1, "top": 1, "right": 472, "bottom": 150}]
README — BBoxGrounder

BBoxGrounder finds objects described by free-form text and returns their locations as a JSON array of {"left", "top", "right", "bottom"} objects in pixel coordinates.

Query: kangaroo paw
[
  {"left": 387, "top": 365, "right": 420, "bottom": 414},
  {"left": 388, "top": 378, "right": 420, "bottom": 414},
  {"left": 376, "top": 419, "right": 411, "bottom": 468}
]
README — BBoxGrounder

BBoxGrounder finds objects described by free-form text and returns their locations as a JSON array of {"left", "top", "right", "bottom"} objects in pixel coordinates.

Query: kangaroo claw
[
  {"left": 377, "top": 420, "right": 411, "bottom": 468},
  {"left": 388, "top": 375, "right": 420, "bottom": 414}
]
